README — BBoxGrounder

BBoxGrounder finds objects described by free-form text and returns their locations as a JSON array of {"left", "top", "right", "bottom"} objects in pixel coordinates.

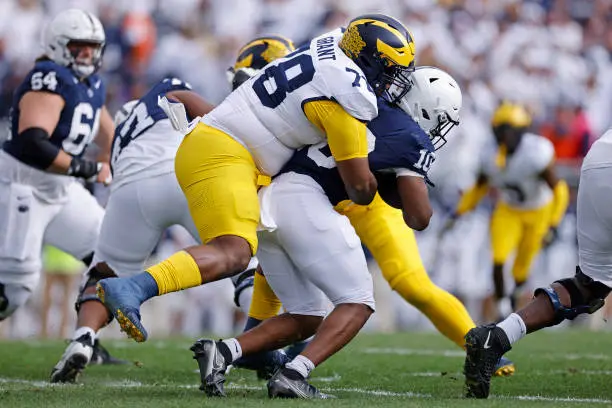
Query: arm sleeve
[
  {"left": 456, "top": 182, "right": 489, "bottom": 216},
  {"left": 303, "top": 99, "right": 369, "bottom": 161},
  {"left": 550, "top": 179, "right": 569, "bottom": 227}
]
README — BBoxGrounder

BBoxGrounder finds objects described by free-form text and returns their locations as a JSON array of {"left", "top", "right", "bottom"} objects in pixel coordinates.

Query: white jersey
[
  {"left": 480, "top": 133, "right": 554, "bottom": 209},
  {"left": 577, "top": 128, "right": 612, "bottom": 286},
  {"left": 202, "top": 28, "right": 378, "bottom": 176},
  {"left": 110, "top": 78, "right": 193, "bottom": 192},
  {"left": 581, "top": 128, "right": 612, "bottom": 171}
]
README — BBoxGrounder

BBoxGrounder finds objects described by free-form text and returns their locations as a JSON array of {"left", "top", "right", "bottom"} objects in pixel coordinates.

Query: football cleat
[
  {"left": 50, "top": 332, "right": 94, "bottom": 383},
  {"left": 96, "top": 279, "right": 148, "bottom": 342},
  {"left": 267, "top": 368, "right": 334, "bottom": 399},
  {"left": 494, "top": 356, "right": 515, "bottom": 377},
  {"left": 90, "top": 339, "right": 129, "bottom": 365},
  {"left": 191, "top": 339, "right": 229, "bottom": 397},
  {"left": 463, "top": 324, "right": 512, "bottom": 399}
]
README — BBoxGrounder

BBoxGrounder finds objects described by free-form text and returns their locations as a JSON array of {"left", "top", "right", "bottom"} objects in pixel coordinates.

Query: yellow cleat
[{"left": 494, "top": 357, "right": 515, "bottom": 377}]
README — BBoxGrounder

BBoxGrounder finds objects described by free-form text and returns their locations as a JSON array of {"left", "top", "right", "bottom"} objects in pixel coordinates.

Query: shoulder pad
[
  {"left": 315, "top": 51, "right": 378, "bottom": 121},
  {"left": 24, "top": 61, "right": 76, "bottom": 96},
  {"left": 526, "top": 134, "right": 554, "bottom": 172}
]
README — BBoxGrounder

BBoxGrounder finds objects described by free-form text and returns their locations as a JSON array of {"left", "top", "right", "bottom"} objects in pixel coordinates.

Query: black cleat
[
  {"left": 191, "top": 339, "right": 229, "bottom": 397},
  {"left": 267, "top": 368, "right": 334, "bottom": 399},
  {"left": 90, "top": 339, "right": 129, "bottom": 365},
  {"left": 464, "top": 324, "right": 512, "bottom": 399},
  {"left": 50, "top": 333, "right": 94, "bottom": 383}
]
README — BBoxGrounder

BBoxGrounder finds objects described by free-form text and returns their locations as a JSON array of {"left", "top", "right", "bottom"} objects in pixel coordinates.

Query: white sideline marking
[
  {"left": 2, "top": 377, "right": 612, "bottom": 404},
  {"left": 362, "top": 347, "right": 465, "bottom": 357},
  {"left": 362, "top": 347, "right": 611, "bottom": 361}
]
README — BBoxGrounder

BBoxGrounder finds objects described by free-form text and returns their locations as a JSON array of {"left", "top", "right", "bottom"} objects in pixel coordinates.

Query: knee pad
[
  {"left": 233, "top": 268, "right": 256, "bottom": 308},
  {"left": 534, "top": 266, "right": 610, "bottom": 325},
  {"left": 75, "top": 264, "right": 117, "bottom": 314}
]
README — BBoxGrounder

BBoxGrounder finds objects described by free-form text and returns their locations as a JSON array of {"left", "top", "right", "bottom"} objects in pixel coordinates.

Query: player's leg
[
  {"left": 266, "top": 174, "right": 374, "bottom": 398},
  {"left": 0, "top": 180, "right": 54, "bottom": 322},
  {"left": 464, "top": 167, "right": 612, "bottom": 399},
  {"left": 45, "top": 181, "right": 113, "bottom": 382},
  {"left": 489, "top": 203, "right": 522, "bottom": 318},
  {"left": 192, "top": 229, "right": 326, "bottom": 397},
  {"left": 97, "top": 124, "right": 260, "bottom": 342},
  {"left": 509, "top": 201, "right": 553, "bottom": 308},
  {"left": 339, "top": 194, "right": 475, "bottom": 348}
]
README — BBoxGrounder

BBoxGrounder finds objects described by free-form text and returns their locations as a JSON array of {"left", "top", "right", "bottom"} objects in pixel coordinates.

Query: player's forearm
[
  {"left": 455, "top": 181, "right": 489, "bottom": 216},
  {"left": 550, "top": 180, "right": 569, "bottom": 227}
]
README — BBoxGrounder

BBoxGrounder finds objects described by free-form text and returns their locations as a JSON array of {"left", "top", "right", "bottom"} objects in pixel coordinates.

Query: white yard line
[
  {"left": 2, "top": 376, "right": 612, "bottom": 404},
  {"left": 362, "top": 347, "right": 611, "bottom": 361}
]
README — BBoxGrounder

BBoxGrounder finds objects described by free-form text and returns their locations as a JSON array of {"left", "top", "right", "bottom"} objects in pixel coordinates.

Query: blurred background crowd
[{"left": 1, "top": 0, "right": 612, "bottom": 340}]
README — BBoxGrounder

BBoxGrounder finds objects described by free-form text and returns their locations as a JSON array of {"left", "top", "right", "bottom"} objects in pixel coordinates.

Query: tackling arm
[
  {"left": 397, "top": 173, "right": 432, "bottom": 231},
  {"left": 166, "top": 90, "right": 215, "bottom": 119},
  {"left": 303, "top": 99, "right": 377, "bottom": 205}
]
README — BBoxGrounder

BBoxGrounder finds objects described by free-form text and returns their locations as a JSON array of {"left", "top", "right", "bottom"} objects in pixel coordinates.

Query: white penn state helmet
[
  {"left": 114, "top": 100, "right": 139, "bottom": 126},
  {"left": 398, "top": 66, "right": 462, "bottom": 150},
  {"left": 44, "top": 9, "right": 106, "bottom": 78}
]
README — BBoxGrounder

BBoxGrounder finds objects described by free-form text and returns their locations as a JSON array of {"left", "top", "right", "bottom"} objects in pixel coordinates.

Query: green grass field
[{"left": 1, "top": 330, "right": 611, "bottom": 407}]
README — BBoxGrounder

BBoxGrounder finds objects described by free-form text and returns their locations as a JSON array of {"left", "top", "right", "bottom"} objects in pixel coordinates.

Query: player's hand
[
  {"left": 96, "top": 162, "right": 112, "bottom": 186},
  {"left": 542, "top": 226, "right": 559, "bottom": 248}
]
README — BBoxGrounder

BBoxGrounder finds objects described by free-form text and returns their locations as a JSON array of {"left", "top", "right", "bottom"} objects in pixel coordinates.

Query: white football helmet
[
  {"left": 397, "top": 66, "right": 462, "bottom": 150},
  {"left": 44, "top": 9, "right": 106, "bottom": 78},
  {"left": 114, "top": 100, "right": 138, "bottom": 126}
]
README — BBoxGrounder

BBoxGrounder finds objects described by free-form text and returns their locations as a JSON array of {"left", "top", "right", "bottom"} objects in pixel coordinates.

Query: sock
[
  {"left": 73, "top": 326, "right": 96, "bottom": 345},
  {"left": 285, "top": 337, "right": 312, "bottom": 360},
  {"left": 243, "top": 316, "right": 262, "bottom": 332},
  {"left": 146, "top": 251, "right": 202, "bottom": 295},
  {"left": 497, "top": 313, "right": 527, "bottom": 345},
  {"left": 221, "top": 338, "right": 242, "bottom": 361},
  {"left": 285, "top": 355, "right": 315, "bottom": 379},
  {"left": 130, "top": 272, "right": 160, "bottom": 303},
  {"left": 248, "top": 272, "right": 282, "bottom": 320}
]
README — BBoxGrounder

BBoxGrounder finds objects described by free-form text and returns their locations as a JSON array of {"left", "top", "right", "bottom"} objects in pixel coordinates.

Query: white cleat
[{"left": 50, "top": 333, "right": 94, "bottom": 383}]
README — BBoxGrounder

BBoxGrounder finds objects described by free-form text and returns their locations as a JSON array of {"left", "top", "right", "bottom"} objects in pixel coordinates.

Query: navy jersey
[
  {"left": 111, "top": 77, "right": 192, "bottom": 160},
  {"left": 4, "top": 60, "right": 106, "bottom": 158},
  {"left": 110, "top": 77, "right": 193, "bottom": 189},
  {"left": 281, "top": 98, "right": 435, "bottom": 206}
]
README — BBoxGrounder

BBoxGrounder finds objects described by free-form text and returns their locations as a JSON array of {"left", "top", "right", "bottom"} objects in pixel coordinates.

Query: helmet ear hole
[{"left": 421, "top": 109, "right": 430, "bottom": 120}]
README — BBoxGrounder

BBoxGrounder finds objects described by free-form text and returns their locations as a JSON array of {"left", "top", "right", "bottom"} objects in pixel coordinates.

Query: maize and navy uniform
[
  {"left": 251, "top": 99, "right": 476, "bottom": 346},
  {"left": 0, "top": 60, "right": 106, "bottom": 320}
]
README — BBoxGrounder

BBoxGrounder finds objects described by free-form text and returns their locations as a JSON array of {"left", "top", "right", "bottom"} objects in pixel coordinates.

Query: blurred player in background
[
  {"left": 0, "top": 8, "right": 113, "bottom": 350},
  {"left": 97, "top": 14, "right": 417, "bottom": 345},
  {"left": 445, "top": 103, "right": 569, "bottom": 320},
  {"left": 50, "top": 76, "right": 213, "bottom": 382},
  {"left": 463, "top": 127, "right": 612, "bottom": 399}
]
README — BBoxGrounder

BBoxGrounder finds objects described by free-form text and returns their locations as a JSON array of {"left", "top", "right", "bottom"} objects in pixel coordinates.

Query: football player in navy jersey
[
  {"left": 190, "top": 67, "right": 465, "bottom": 399},
  {"left": 0, "top": 8, "right": 114, "bottom": 356}
]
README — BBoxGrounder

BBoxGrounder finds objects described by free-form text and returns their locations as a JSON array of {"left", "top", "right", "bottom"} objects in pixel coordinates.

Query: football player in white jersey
[
  {"left": 50, "top": 35, "right": 296, "bottom": 383},
  {"left": 463, "top": 129, "right": 612, "bottom": 399},
  {"left": 0, "top": 10, "right": 113, "bottom": 330},
  {"left": 190, "top": 67, "right": 462, "bottom": 399},
  {"left": 96, "top": 14, "right": 417, "bottom": 343},
  {"left": 49, "top": 77, "right": 214, "bottom": 383},
  {"left": 446, "top": 103, "right": 569, "bottom": 319}
]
